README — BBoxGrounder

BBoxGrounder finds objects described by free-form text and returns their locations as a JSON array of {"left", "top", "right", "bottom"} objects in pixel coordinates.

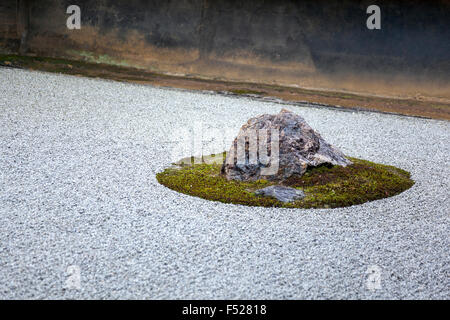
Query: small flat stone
[{"left": 254, "top": 185, "right": 305, "bottom": 203}]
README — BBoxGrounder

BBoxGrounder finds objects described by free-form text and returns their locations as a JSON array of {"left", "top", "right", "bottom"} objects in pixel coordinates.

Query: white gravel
[{"left": 0, "top": 67, "right": 449, "bottom": 299}]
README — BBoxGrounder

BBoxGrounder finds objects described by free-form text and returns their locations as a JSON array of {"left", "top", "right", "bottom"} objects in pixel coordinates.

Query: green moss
[
  {"left": 156, "top": 155, "right": 414, "bottom": 209},
  {"left": 230, "top": 89, "right": 266, "bottom": 96},
  {"left": 0, "top": 54, "right": 80, "bottom": 66},
  {"left": 66, "top": 50, "right": 135, "bottom": 68}
]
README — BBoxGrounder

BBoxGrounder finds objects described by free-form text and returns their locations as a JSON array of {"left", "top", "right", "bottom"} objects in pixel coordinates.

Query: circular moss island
[{"left": 156, "top": 153, "right": 414, "bottom": 209}]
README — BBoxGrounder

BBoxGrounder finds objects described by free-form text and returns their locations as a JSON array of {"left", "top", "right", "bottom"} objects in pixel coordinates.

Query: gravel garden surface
[{"left": 0, "top": 68, "right": 448, "bottom": 299}]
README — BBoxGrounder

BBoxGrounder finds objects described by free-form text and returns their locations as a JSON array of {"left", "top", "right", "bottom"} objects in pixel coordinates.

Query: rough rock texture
[
  {"left": 221, "top": 109, "right": 352, "bottom": 181},
  {"left": 254, "top": 186, "right": 305, "bottom": 203}
]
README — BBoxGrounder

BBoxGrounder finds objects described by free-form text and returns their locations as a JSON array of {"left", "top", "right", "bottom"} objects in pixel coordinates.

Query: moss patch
[
  {"left": 156, "top": 154, "right": 414, "bottom": 209},
  {"left": 229, "top": 89, "right": 266, "bottom": 96}
]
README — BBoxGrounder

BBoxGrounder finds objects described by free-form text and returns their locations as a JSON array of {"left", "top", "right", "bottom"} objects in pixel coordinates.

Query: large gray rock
[
  {"left": 254, "top": 185, "right": 305, "bottom": 203},
  {"left": 221, "top": 109, "right": 351, "bottom": 181}
]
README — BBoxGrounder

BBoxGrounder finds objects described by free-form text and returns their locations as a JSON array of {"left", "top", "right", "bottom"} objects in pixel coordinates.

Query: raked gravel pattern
[{"left": 0, "top": 68, "right": 449, "bottom": 299}]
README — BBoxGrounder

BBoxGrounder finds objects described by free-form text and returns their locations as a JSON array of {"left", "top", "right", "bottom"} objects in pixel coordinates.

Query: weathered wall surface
[
  {"left": 1, "top": 0, "right": 449, "bottom": 99},
  {"left": 0, "top": 0, "right": 18, "bottom": 51}
]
